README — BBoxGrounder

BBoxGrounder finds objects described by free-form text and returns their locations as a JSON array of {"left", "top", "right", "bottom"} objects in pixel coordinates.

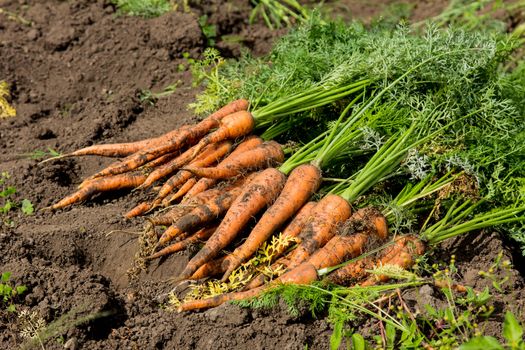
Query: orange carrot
[
  {"left": 143, "top": 152, "right": 180, "bottom": 169},
  {"left": 177, "top": 168, "right": 287, "bottom": 280},
  {"left": 89, "top": 99, "right": 249, "bottom": 179},
  {"left": 47, "top": 173, "right": 147, "bottom": 210},
  {"left": 125, "top": 202, "right": 153, "bottom": 219},
  {"left": 189, "top": 256, "right": 227, "bottom": 280},
  {"left": 181, "top": 136, "right": 264, "bottom": 201},
  {"left": 190, "top": 111, "right": 255, "bottom": 159},
  {"left": 241, "top": 201, "right": 317, "bottom": 291},
  {"left": 183, "top": 141, "right": 284, "bottom": 179},
  {"left": 157, "top": 182, "right": 248, "bottom": 246},
  {"left": 221, "top": 164, "right": 322, "bottom": 280},
  {"left": 44, "top": 126, "right": 189, "bottom": 161},
  {"left": 360, "top": 235, "right": 425, "bottom": 286},
  {"left": 155, "top": 140, "right": 235, "bottom": 202},
  {"left": 147, "top": 226, "right": 216, "bottom": 260},
  {"left": 165, "top": 178, "right": 197, "bottom": 204},
  {"left": 326, "top": 258, "right": 372, "bottom": 286},
  {"left": 284, "top": 195, "right": 352, "bottom": 270}
]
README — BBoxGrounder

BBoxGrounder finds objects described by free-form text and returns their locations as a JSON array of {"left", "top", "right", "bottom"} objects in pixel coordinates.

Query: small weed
[
  {"left": 139, "top": 80, "right": 181, "bottom": 106},
  {"left": 0, "top": 172, "right": 34, "bottom": 226},
  {"left": 24, "top": 148, "right": 61, "bottom": 160},
  {"left": 198, "top": 15, "right": 217, "bottom": 47},
  {"left": 111, "top": 0, "right": 173, "bottom": 18},
  {"left": 0, "top": 272, "right": 27, "bottom": 313}
]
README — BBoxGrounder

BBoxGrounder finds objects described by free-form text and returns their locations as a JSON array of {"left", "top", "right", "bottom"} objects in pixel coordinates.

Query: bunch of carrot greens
[{"left": 41, "top": 16, "right": 524, "bottom": 320}]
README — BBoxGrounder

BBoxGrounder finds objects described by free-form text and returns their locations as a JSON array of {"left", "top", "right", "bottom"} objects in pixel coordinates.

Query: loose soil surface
[{"left": 0, "top": 0, "right": 523, "bottom": 349}]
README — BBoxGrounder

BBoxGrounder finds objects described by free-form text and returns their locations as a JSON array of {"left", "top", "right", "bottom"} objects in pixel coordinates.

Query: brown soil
[{"left": 0, "top": 0, "right": 523, "bottom": 349}]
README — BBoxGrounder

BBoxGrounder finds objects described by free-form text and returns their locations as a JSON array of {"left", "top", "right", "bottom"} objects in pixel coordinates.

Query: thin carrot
[
  {"left": 143, "top": 152, "right": 180, "bottom": 169},
  {"left": 165, "top": 178, "right": 197, "bottom": 204},
  {"left": 221, "top": 164, "right": 322, "bottom": 280},
  {"left": 190, "top": 111, "right": 255, "bottom": 159},
  {"left": 183, "top": 141, "right": 284, "bottom": 179},
  {"left": 181, "top": 136, "right": 264, "bottom": 201},
  {"left": 284, "top": 194, "right": 352, "bottom": 269},
  {"left": 42, "top": 126, "right": 190, "bottom": 162},
  {"left": 89, "top": 99, "right": 249, "bottom": 179},
  {"left": 177, "top": 168, "right": 287, "bottom": 280},
  {"left": 46, "top": 173, "right": 147, "bottom": 210},
  {"left": 189, "top": 256, "right": 227, "bottom": 280},
  {"left": 147, "top": 226, "right": 216, "bottom": 260},
  {"left": 125, "top": 202, "right": 152, "bottom": 219}
]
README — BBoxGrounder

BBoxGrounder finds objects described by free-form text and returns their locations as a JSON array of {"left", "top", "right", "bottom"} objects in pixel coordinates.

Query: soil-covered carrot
[
  {"left": 47, "top": 172, "right": 147, "bottom": 210},
  {"left": 157, "top": 179, "right": 251, "bottom": 245},
  {"left": 221, "top": 164, "right": 322, "bottom": 280},
  {"left": 183, "top": 141, "right": 284, "bottom": 179},
  {"left": 125, "top": 202, "right": 153, "bottom": 219},
  {"left": 189, "top": 256, "right": 227, "bottom": 280},
  {"left": 147, "top": 226, "right": 216, "bottom": 260},
  {"left": 89, "top": 99, "right": 249, "bottom": 179},
  {"left": 177, "top": 168, "right": 287, "bottom": 280},
  {"left": 284, "top": 194, "right": 352, "bottom": 269},
  {"left": 360, "top": 235, "right": 425, "bottom": 286}
]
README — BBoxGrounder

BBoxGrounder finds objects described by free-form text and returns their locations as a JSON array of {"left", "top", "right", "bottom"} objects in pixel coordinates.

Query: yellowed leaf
[{"left": 0, "top": 81, "right": 16, "bottom": 118}]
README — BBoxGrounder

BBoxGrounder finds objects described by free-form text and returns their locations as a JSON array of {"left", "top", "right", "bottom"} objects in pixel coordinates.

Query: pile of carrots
[{"left": 42, "top": 96, "right": 444, "bottom": 312}]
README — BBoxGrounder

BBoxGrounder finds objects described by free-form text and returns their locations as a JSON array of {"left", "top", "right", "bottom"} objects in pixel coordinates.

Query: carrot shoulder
[{"left": 177, "top": 168, "right": 287, "bottom": 280}]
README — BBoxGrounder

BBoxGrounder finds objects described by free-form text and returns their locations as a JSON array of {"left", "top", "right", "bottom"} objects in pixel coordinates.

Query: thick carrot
[
  {"left": 181, "top": 136, "right": 264, "bottom": 201},
  {"left": 241, "top": 201, "right": 317, "bottom": 291},
  {"left": 157, "top": 183, "right": 247, "bottom": 246},
  {"left": 147, "top": 226, "right": 216, "bottom": 260},
  {"left": 189, "top": 256, "right": 226, "bottom": 280},
  {"left": 326, "top": 258, "right": 373, "bottom": 286},
  {"left": 360, "top": 235, "right": 425, "bottom": 286},
  {"left": 183, "top": 141, "right": 284, "bottom": 179},
  {"left": 221, "top": 164, "right": 322, "bottom": 280},
  {"left": 177, "top": 168, "right": 287, "bottom": 280},
  {"left": 47, "top": 173, "right": 147, "bottom": 210},
  {"left": 89, "top": 99, "right": 249, "bottom": 179},
  {"left": 190, "top": 111, "right": 255, "bottom": 159},
  {"left": 284, "top": 195, "right": 352, "bottom": 269}
]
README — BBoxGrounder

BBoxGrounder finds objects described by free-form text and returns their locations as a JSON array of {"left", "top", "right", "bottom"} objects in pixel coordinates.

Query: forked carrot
[
  {"left": 47, "top": 173, "right": 147, "bottom": 210},
  {"left": 177, "top": 168, "right": 287, "bottom": 280},
  {"left": 221, "top": 164, "right": 322, "bottom": 280},
  {"left": 183, "top": 141, "right": 284, "bottom": 179}
]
